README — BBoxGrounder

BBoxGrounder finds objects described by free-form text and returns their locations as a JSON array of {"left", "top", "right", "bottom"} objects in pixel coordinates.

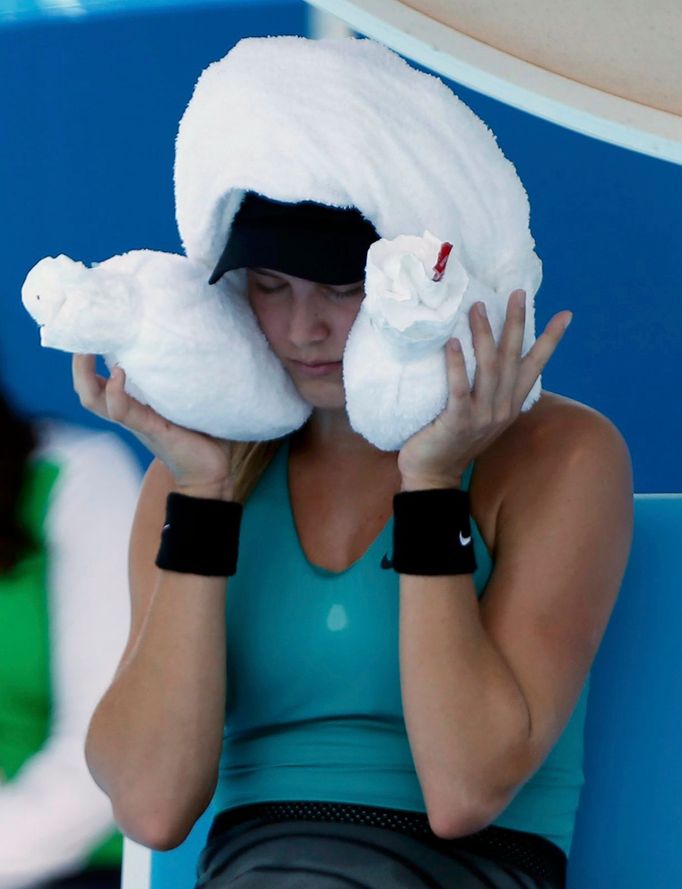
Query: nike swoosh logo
[
  {"left": 380, "top": 553, "right": 394, "bottom": 569},
  {"left": 459, "top": 531, "right": 472, "bottom": 546}
]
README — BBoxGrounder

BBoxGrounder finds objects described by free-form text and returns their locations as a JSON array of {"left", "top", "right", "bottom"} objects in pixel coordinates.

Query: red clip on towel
[{"left": 431, "top": 241, "right": 453, "bottom": 281}]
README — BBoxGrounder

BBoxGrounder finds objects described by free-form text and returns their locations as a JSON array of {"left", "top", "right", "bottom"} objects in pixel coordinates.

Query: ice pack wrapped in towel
[
  {"left": 22, "top": 35, "right": 542, "bottom": 447},
  {"left": 345, "top": 231, "right": 516, "bottom": 450},
  {"left": 21, "top": 251, "right": 311, "bottom": 439}
]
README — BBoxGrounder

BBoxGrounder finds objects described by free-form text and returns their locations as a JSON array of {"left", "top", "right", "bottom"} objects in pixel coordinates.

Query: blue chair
[
  {"left": 151, "top": 806, "right": 214, "bottom": 887},
  {"left": 121, "top": 806, "right": 213, "bottom": 889},
  {"left": 123, "top": 494, "right": 682, "bottom": 888},
  {"left": 568, "top": 494, "right": 682, "bottom": 885}
]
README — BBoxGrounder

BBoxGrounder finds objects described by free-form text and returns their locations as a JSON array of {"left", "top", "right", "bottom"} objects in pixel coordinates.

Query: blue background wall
[{"left": 0, "top": 1, "right": 680, "bottom": 488}]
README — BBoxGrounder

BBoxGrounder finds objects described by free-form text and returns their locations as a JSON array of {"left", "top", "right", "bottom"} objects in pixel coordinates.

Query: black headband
[{"left": 208, "top": 191, "right": 381, "bottom": 286}]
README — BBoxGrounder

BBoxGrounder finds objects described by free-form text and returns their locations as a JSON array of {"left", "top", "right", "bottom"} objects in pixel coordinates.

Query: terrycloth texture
[
  {"left": 21, "top": 252, "right": 311, "bottom": 440},
  {"left": 346, "top": 231, "right": 529, "bottom": 449},
  {"left": 22, "top": 36, "right": 542, "bottom": 448}
]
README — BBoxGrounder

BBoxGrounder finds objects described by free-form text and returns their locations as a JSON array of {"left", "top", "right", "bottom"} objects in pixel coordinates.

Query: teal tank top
[{"left": 215, "top": 436, "right": 590, "bottom": 857}]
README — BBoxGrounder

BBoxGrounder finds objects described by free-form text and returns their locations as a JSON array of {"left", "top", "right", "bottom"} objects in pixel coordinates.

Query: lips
[{"left": 291, "top": 359, "right": 342, "bottom": 377}]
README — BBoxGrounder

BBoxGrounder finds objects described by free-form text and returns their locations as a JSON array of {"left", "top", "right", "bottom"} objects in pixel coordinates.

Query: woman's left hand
[{"left": 396, "top": 289, "right": 572, "bottom": 489}]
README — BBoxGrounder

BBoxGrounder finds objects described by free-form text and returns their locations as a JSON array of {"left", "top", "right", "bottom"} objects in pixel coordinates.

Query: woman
[
  {"left": 74, "top": 190, "right": 632, "bottom": 887},
  {"left": 0, "top": 384, "right": 141, "bottom": 889}
]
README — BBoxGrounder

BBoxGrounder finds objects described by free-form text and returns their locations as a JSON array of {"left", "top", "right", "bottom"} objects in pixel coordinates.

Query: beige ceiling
[
  {"left": 408, "top": 0, "right": 681, "bottom": 116},
  {"left": 307, "top": 0, "right": 682, "bottom": 161}
]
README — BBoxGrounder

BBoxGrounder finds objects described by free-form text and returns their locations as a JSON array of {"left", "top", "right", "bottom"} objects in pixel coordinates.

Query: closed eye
[
  {"left": 321, "top": 283, "right": 365, "bottom": 300},
  {"left": 253, "top": 282, "right": 287, "bottom": 294},
  {"left": 332, "top": 285, "right": 364, "bottom": 298},
  {"left": 253, "top": 282, "right": 364, "bottom": 298}
]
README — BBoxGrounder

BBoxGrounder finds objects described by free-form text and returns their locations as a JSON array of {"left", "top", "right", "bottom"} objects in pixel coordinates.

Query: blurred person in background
[{"left": 0, "top": 378, "right": 142, "bottom": 889}]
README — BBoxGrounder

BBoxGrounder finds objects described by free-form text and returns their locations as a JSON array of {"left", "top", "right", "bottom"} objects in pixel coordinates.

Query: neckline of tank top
[{"left": 281, "top": 435, "right": 475, "bottom": 578}]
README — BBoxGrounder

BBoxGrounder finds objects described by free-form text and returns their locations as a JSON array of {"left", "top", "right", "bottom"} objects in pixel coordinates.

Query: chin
[{"left": 294, "top": 380, "right": 346, "bottom": 410}]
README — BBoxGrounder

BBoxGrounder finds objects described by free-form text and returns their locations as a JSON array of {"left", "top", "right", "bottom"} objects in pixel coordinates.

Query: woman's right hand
[{"left": 72, "top": 354, "right": 235, "bottom": 496}]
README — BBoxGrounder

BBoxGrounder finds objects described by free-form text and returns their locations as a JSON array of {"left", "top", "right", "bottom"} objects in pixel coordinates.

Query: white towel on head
[
  {"left": 176, "top": 35, "right": 542, "bottom": 448},
  {"left": 22, "top": 35, "right": 542, "bottom": 448}
]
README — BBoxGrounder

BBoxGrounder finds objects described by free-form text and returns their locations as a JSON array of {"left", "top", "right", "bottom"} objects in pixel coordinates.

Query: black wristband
[
  {"left": 380, "top": 487, "right": 477, "bottom": 576},
  {"left": 155, "top": 492, "right": 243, "bottom": 577}
]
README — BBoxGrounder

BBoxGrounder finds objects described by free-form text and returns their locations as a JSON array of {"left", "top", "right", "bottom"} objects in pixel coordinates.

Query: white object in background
[
  {"left": 305, "top": 0, "right": 682, "bottom": 165},
  {"left": 0, "top": 422, "right": 141, "bottom": 888},
  {"left": 121, "top": 837, "right": 151, "bottom": 889}
]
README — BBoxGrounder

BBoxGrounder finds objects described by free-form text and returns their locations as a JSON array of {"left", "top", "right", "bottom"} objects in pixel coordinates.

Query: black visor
[{"left": 208, "top": 191, "right": 380, "bottom": 286}]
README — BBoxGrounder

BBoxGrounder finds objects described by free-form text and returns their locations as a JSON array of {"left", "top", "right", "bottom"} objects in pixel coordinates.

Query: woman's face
[{"left": 246, "top": 267, "right": 365, "bottom": 409}]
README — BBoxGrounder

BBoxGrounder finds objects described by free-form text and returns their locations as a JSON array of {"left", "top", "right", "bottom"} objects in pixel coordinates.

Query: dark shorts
[{"left": 195, "top": 802, "right": 567, "bottom": 889}]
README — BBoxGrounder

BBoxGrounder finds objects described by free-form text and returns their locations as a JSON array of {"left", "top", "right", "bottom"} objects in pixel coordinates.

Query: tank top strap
[{"left": 460, "top": 460, "right": 475, "bottom": 492}]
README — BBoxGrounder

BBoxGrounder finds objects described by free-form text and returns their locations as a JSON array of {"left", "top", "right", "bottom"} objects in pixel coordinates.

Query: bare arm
[
  {"left": 84, "top": 461, "right": 233, "bottom": 850},
  {"left": 72, "top": 355, "right": 236, "bottom": 850},
  {"left": 395, "top": 296, "right": 631, "bottom": 838},
  {"left": 399, "top": 403, "right": 633, "bottom": 839}
]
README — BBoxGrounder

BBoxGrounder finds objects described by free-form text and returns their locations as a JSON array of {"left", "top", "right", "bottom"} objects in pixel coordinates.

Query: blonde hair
[{"left": 230, "top": 436, "right": 289, "bottom": 504}]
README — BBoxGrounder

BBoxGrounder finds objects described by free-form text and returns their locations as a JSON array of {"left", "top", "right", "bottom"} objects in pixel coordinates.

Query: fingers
[
  {"left": 72, "top": 353, "right": 109, "bottom": 418},
  {"left": 104, "top": 365, "right": 133, "bottom": 424},
  {"left": 513, "top": 310, "right": 573, "bottom": 407},
  {"left": 470, "top": 302, "right": 499, "bottom": 412},
  {"left": 446, "top": 338, "right": 472, "bottom": 396},
  {"left": 444, "top": 338, "right": 474, "bottom": 424},
  {"left": 72, "top": 355, "right": 158, "bottom": 447},
  {"left": 467, "top": 291, "right": 571, "bottom": 424},
  {"left": 103, "top": 365, "right": 164, "bottom": 448},
  {"left": 493, "top": 290, "right": 526, "bottom": 419}
]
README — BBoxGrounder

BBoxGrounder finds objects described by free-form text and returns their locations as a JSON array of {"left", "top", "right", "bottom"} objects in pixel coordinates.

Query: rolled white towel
[
  {"left": 21, "top": 250, "right": 310, "bottom": 440},
  {"left": 344, "top": 231, "right": 540, "bottom": 451}
]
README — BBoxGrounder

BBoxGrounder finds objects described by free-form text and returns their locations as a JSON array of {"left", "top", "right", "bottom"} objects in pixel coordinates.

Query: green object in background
[{"left": 0, "top": 458, "right": 122, "bottom": 871}]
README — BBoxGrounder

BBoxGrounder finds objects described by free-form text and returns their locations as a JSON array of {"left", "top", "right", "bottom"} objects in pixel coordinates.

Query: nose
[{"left": 287, "top": 294, "right": 330, "bottom": 348}]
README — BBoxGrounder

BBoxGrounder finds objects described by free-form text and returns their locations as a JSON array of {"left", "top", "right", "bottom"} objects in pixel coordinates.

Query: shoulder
[
  {"left": 495, "top": 391, "right": 630, "bottom": 477},
  {"left": 471, "top": 392, "right": 633, "bottom": 549}
]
